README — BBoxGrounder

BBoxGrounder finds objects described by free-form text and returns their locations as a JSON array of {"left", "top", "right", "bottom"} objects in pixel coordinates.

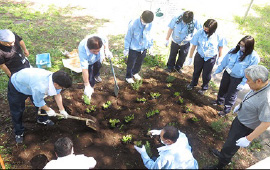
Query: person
[
  {"left": 165, "top": 11, "right": 202, "bottom": 73},
  {"left": 134, "top": 126, "right": 198, "bottom": 169},
  {"left": 206, "top": 65, "right": 270, "bottom": 169},
  {"left": 0, "top": 29, "right": 30, "bottom": 77},
  {"left": 212, "top": 36, "right": 260, "bottom": 117},
  {"left": 186, "top": 19, "right": 226, "bottom": 95},
  {"left": 43, "top": 137, "right": 96, "bottom": 169},
  {"left": 8, "top": 68, "right": 72, "bottom": 144},
  {"left": 124, "top": 10, "right": 154, "bottom": 84},
  {"left": 78, "top": 35, "right": 112, "bottom": 100}
]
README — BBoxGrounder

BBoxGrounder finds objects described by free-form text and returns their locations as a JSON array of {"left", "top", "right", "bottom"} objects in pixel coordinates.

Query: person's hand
[
  {"left": 46, "top": 108, "right": 56, "bottom": 117},
  {"left": 134, "top": 145, "right": 146, "bottom": 154},
  {"left": 105, "top": 50, "right": 113, "bottom": 59},
  {"left": 236, "top": 137, "right": 250, "bottom": 147},
  {"left": 165, "top": 40, "right": 169, "bottom": 47},
  {"left": 149, "top": 129, "right": 161, "bottom": 136},
  {"left": 212, "top": 73, "right": 217, "bottom": 79},
  {"left": 24, "top": 49, "right": 29, "bottom": 57},
  {"left": 123, "top": 49, "right": 129, "bottom": 57},
  {"left": 148, "top": 48, "right": 154, "bottom": 55},
  {"left": 236, "top": 84, "right": 244, "bottom": 91},
  {"left": 59, "top": 110, "right": 69, "bottom": 119},
  {"left": 84, "top": 85, "right": 94, "bottom": 100},
  {"left": 216, "top": 58, "right": 220, "bottom": 65},
  {"left": 187, "top": 58, "right": 193, "bottom": 66},
  {"left": 233, "top": 104, "right": 240, "bottom": 113}
]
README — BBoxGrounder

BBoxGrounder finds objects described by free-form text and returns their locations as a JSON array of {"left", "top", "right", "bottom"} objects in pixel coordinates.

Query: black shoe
[
  {"left": 94, "top": 76, "right": 102, "bottom": 83},
  {"left": 37, "top": 119, "right": 55, "bottom": 126},
  {"left": 186, "top": 84, "right": 194, "bottom": 90},
  {"left": 15, "top": 134, "right": 24, "bottom": 144},
  {"left": 165, "top": 68, "right": 173, "bottom": 73},
  {"left": 198, "top": 89, "right": 206, "bottom": 95},
  {"left": 218, "top": 111, "right": 227, "bottom": 117},
  {"left": 175, "top": 68, "right": 183, "bottom": 74},
  {"left": 212, "top": 101, "right": 222, "bottom": 106},
  {"left": 211, "top": 148, "right": 221, "bottom": 158}
]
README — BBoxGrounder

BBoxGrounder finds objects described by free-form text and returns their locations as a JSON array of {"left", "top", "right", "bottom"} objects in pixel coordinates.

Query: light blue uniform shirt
[
  {"left": 11, "top": 68, "right": 61, "bottom": 107},
  {"left": 124, "top": 18, "right": 153, "bottom": 52},
  {"left": 168, "top": 14, "right": 202, "bottom": 45},
  {"left": 190, "top": 29, "right": 226, "bottom": 61},
  {"left": 78, "top": 35, "right": 107, "bottom": 69},
  {"left": 140, "top": 131, "right": 198, "bottom": 169},
  {"left": 214, "top": 49, "right": 260, "bottom": 85}
]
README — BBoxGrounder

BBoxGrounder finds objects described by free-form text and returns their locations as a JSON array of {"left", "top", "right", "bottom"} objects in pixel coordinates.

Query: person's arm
[
  {"left": 218, "top": 46, "right": 223, "bottom": 58},
  {"left": 82, "top": 69, "right": 90, "bottom": 86},
  {"left": 188, "top": 45, "right": 197, "bottom": 58},
  {"left": 246, "top": 122, "right": 270, "bottom": 142},
  {"left": 0, "top": 64, "right": 11, "bottom": 77},
  {"left": 54, "top": 93, "right": 65, "bottom": 111},
  {"left": 41, "top": 105, "right": 51, "bottom": 112},
  {"left": 166, "top": 28, "right": 173, "bottom": 41},
  {"left": 19, "top": 40, "right": 29, "bottom": 57}
]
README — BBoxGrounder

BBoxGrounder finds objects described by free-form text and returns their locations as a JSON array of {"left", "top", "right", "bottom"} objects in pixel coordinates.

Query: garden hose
[{"left": 0, "top": 154, "right": 5, "bottom": 169}]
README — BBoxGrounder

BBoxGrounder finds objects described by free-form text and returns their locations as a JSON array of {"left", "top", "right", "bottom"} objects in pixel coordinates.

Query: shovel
[
  {"left": 38, "top": 110, "right": 99, "bottom": 131},
  {"left": 109, "top": 58, "right": 119, "bottom": 96}
]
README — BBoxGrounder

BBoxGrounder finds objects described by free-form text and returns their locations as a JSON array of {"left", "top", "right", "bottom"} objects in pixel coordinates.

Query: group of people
[{"left": 0, "top": 8, "right": 269, "bottom": 169}]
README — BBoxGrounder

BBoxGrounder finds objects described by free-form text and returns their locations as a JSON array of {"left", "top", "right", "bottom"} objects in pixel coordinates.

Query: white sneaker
[
  {"left": 126, "top": 78, "right": 135, "bottom": 84},
  {"left": 133, "top": 74, "right": 141, "bottom": 80}
]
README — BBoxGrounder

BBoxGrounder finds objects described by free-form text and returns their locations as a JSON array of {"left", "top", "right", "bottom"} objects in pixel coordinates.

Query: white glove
[
  {"left": 59, "top": 110, "right": 69, "bottom": 119},
  {"left": 236, "top": 137, "right": 251, "bottom": 147},
  {"left": 233, "top": 104, "right": 240, "bottom": 113},
  {"left": 123, "top": 49, "right": 129, "bottom": 57},
  {"left": 149, "top": 129, "right": 161, "bottom": 136},
  {"left": 84, "top": 85, "right": 94, "bottom": 100},
  {"left": 187, "top": 58, "right": 193, "bottom": 66},
  {"left": 165, "top": 40, "right": 169, "bottom": 47},
  {"left": 105, "top": 50, "right": 113, "bottom": 59},
  {"left": 216, "top": 58, "right": 220, "bottom": 65},
  {"left": 148, "top": 48, "right": 154, "bottom": 55},
  {"left": 134, "top": 145, "right": 147, "bottom": 154},
  {"left": 236, "top": 84, "right": 244, "bottom": 91},
  {"left": 212, "top": 73, "right": 217, "bottom": 79},
  {"left": 46, "top": 108, "right": 56, "bottom": 117}
]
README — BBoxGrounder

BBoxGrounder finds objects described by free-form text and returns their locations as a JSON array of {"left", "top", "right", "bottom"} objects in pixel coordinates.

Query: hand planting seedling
[
  {"left": 86, "top": 105, "right": 96, "bottom": 113},
  {"left": 174, "top": 92, "right": 180, "bottom": 97},
  {"left": 136, "top": 97, "right": 146, "bottom": 103},
  {"left": 102, "top": 101, "right": 112, "bottom": 110},
  {"left": 122, "top": 134, "right": 132, "bottom": 144},
  {"left": 109, "top": 119, "right": 120, "bottom": 128},
  {"left": 131, "top": 79, "right": 143, "bottom": 91},
  {"left": 82, "top": 94, "right": 91, "bottom": 105},
  {"left": 150, "top": 92, "right": 161, "bottom": 99},
  {"left": 124, "top": 114, "right": 134, "bottom": 123},
  {"left": 146, "top": 109, "right": 159, "bottom": 118},
  {"left": 166, "top": 75, "right": 176, "bottom": 83},
  {"left": 134, "top": 140, "right": 142, "bottom": 147}
]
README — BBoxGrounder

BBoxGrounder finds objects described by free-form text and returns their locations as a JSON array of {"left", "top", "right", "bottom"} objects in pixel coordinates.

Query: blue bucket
[{"left": 36, "top": 53, "right": 51, "bottom": 68}]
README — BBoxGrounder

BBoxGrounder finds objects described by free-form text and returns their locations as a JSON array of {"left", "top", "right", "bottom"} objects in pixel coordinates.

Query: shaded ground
[{"left": 0, "top": 65, "right": 259, "bottom": 169}]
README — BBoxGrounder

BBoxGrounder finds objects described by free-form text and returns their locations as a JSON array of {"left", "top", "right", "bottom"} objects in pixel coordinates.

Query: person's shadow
[{"left": 30, "top": 154, "right": 49, "bottom": 169}]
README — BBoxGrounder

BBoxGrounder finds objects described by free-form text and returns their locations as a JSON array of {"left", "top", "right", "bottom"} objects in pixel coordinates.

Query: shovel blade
[{"left": 114, "top": 84, "right": 119, "bottom": 96}]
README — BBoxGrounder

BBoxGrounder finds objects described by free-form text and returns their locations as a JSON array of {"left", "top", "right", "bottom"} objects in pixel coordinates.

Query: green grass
[{"left": 234, "top": 4, "right": 270, "bottom": 72}]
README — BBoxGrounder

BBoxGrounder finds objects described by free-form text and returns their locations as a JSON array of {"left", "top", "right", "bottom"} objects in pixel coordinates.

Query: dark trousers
[
  {"left": 126, "top": 49, "right": 147, "bottom": 78},
  {"left": 167, "top": 41, "right": 190, "bottom": 70},
  {"left": 219, "top": 117, "right": 253, "bottom": 166},
  {"left": 190, "top": 52, "right": 216, "bottom": 90},
  {"left": 8, "top": 80, "right": 48, "bottom": 135},
  {"left": 88, "top": 60, "right": 102, "bottom": 87},
  {"left": 217, "top": 71, "right": 242, "bottom": 113}
]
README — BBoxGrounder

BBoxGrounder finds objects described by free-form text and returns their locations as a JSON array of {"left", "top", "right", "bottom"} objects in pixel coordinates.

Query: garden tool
[
  {"left": 38, "top": 109, "right": 99, "bottom": 131},
  {"left": 109, "top": 58, "right": 119, "bottom": 96},
  {"left": 0, "top": 154, "right": 5, "bottom": 169}
]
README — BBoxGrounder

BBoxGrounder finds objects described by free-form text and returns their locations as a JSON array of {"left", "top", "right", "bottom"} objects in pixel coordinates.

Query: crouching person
[
  {"left": 8, "top": 68, "right": 72, "bottom": 144},
  {"left": 134, "top": 126, "right": 198, "bottom": 169},
  {"left": 43, "top": 137, "right": 96, "bottom": 169}
]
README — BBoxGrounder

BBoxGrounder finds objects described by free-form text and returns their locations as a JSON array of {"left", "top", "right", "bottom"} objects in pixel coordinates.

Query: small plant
[
  {"left": 248, "top": 139, "right": 263, "bottom": 152},
  {"left": 166, "top": 75, "right": 176, "bottom": 83},
  {"left": 86, "top": 105, "right": 96, "bottom": 113},
  {"left": 174, "top": 92, "right": 180, "bottom": 97},
  {"left": 210, "top": 119, "right": 228, "bottom": 133},
  {"left": 102, "top": 101, "right": 112, "bottom": 110},
  {"left": 145, "top": 141, "right": 153, "bottom": 157},
  {"left": 82, "top": 94, "right": 91, "bottom": 105},
  {"left": 136, "top": 97, "right": 146, "bottom": 103},
  {"left": 150, "top": 92, "right": 161, "bottom": 99},
  {"left": 191, "top": 116, "right": 200, "bottom": 122},
  {"left": 134, "top": 140, "right": 142, "bottom": 147},
  {"left": 178, "top": 97, "right": 184, "bottom": 104},
  {"left": 184, "top": 105, "right": 193, "bottom": 113},
  {"left": 122, "top": 134, "right": 132, "bottom": 143},
  {"left": 146, "top": 109, "right": 159, "bottom": 118},
  {"left": 109, "top": 119, "right": 120, "bottom": 128},
  {"left": 166, "top": 83, "right": 172, "bottom": 88},
  {"left": 131, "top": 79, "right": 143, "bottom": 91},
  {"left": 124, "top": 114, "right": 135, "bottom": 123}
]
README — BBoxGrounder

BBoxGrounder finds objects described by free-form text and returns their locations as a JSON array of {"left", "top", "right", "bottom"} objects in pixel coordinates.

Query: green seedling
[
  {"left": 184, "top": 105, "right": 193, "bottom": 113},
  {"left": 191, "top": 116, "right": 200, "bottom": 122},
  {"left": 86, "top": 105, "right": 96, "bottom": 113},
  {"left": 166, "top": 83, "right": 172, "bottom": 88},
  {"left": 145, "top": 141, "right": 153, "bottom": 157},
  {"left": 109, "top": 119, "right": 120, "bottom": 128},
  {"left": 124, "top": 114, "right": 134, "bottom": 123},
  {"left": 166, "top": 75, "right": 176, "bottom": 83},
  {"left": 131, "top": 79, "right": 143, "bottom": 91},
  {"left": 122, "top": 134, "right": 132, "bottom": 143},
  {"left": 82, "top": 95, "right": 91, "bottom": 105},
  {"left": 174, "top": 92, "right": 180, "bottom": 97},
  {"left": 178, "top": 97, "right": 184, "bottom": 104},
  {"left": 146, "top": 109, "right": 159, "bottom": 118},
  {"left": 150, "top": 92, "right": 161, "bottom": 99},
  {"left": 136, "top": 97, "right": 146, "bottom": 103},
  {"left": 134, "top": 140, "right": 142, "bottom": 147},
  {"left": 102, "top": 101, "right": 112, "bottom": 109}
]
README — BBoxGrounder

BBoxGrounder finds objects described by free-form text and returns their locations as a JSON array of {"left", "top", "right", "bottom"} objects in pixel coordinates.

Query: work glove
[
  {"left": 149, "top": 129, "right": 161, "bottom": 136},
  {"left": 216, "top": 57, "right": 220, "bottom": 65},
  {"left": 212, "top": 73, "right": 217, "bottom": 80},
  {"left": 84, "top": 85, "right": 94, "bottom": 100},
  {"left": 236, "top": 84, "right": 244, "bottom": 91},
  {"left": 123, "top": 49, "right": 129, "bottom": 57},
  {"left": 134, "top": 145, "right": 147, "bottom": 154},
  {"left": 233, "top": 104, "right": 240, "bottom": 114},
  {"left": 187, "top": 58, "right": 193, "bottom": 66},
  {"left": 105, "top": 50, "right": 113, "bottom": 59},
  {"left": 236, "top": 137, "right": 251, "bottom": 147},
  {"left": 148, "top": 47, "right": 154, "bottom": 55},
  {"left": 165, "top": 40, "right": 169, "bottom": 47},
  {"left": 46, "top": 108, "right": 56, "bottom": 117},
  {"left": 59, "top": 110, "right": 69, "bottom": 119}
]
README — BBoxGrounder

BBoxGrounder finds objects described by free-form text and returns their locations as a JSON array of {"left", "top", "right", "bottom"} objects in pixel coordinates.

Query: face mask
[
  {"left": 141, "top": 21, "right": 147, "bottom": 26},
  {"left": 240, "top": 46, "right": 245, "bottom": 52},
  {"left": 160, "top": 139, "right": 167, "bottom": 145}
]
